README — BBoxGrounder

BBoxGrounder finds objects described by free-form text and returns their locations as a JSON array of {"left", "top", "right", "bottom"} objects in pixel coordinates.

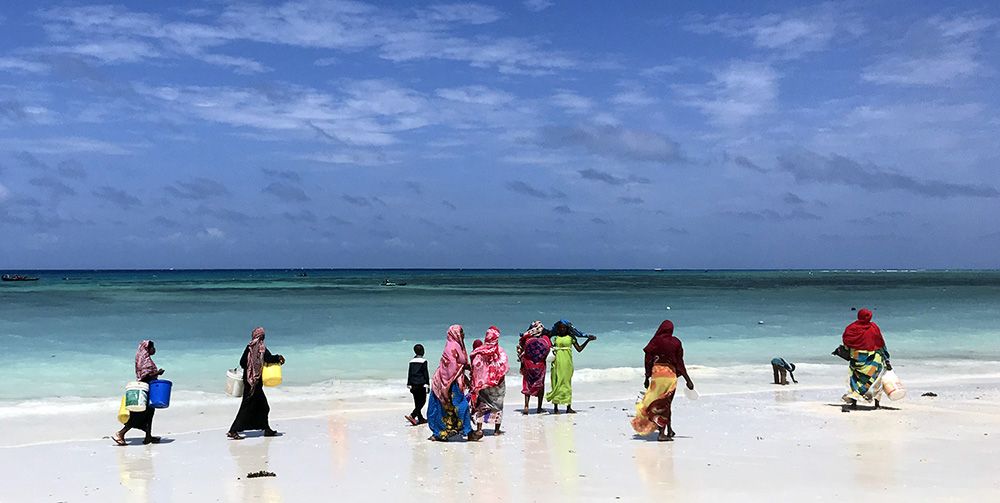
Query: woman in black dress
[
  {"left": 227, "top": 327, "right": 285, "bottom": 439},
  {"left": 113, "top": 340, "right": 165, "bottom": 445}
]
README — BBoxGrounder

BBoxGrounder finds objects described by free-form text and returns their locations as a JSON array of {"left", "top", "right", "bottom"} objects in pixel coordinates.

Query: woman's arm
[
  {"left": 572, "top": 335, "right": 596, "bottom": 352},
  {"left": 263, "top": 348, "right": 283, "bottom": 365}
]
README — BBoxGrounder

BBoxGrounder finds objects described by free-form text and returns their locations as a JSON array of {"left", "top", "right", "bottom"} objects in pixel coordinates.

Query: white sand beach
[{"left": 2, "top": 365, "right": 999, "bottom": 502}]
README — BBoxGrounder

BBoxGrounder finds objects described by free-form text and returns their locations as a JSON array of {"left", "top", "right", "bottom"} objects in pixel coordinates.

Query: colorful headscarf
[
  {"left": 135, "top": 340, "right": 159, "bottom": 381},
  {"left": 246, "top": 327, "right": 267, "bottom": 391},
  {"left": 470, "top": 326, "right": 509, "bottom": 404},
  {"left": 431, "top": 324, "right": 468, "bottom": 403},
  {"left": 842, "top": 309, "right": 885, "bottom": 351},
  {"left": 524, "top": 321, "right": 545, "bottom": 338}
]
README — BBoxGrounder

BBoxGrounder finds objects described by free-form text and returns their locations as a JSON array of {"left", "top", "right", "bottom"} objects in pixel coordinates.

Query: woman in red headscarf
[
  {"left": 841, "top": 309, "right": 890, "bottom": 408},
  {"left": 469, "top": 326, "right": 509, "bottom": 439},
  {"left": 113, "top": 340, "right": 166, "bottom": 446},
  {"left": 227, "top": 327, "right": 285, "bottom": 440},
  {"left": 631, "top": 320, "right": 694, "bottom": 441}
]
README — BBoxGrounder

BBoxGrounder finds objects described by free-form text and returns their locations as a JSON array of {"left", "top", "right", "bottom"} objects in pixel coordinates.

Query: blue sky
[{"left": 1, "top": 1, "right": 998, "bottom": 269}]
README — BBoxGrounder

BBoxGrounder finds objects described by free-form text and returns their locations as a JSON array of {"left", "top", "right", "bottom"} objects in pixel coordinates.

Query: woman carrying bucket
[
  {"left": 113, "top": 340, "right": 165, "bottom": 446},
  {"left": 841, "top": 308, "right": 892, "bottom": 409},
  {"left": 228, "top": 327, "right": 285, "bottom": 440}
]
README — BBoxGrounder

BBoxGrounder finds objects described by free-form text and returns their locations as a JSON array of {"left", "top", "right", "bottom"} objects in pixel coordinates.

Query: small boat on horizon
[
  {"left": 2, "top": 274, "right": 39, "bottom": 282},
  {"left": 381, "top": 279, "right": 407, "bottom": 287}
]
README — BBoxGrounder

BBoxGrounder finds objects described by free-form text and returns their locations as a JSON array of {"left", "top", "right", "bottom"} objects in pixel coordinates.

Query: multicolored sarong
[
  {"left": 428, "top": 382, "right": 472, "bottom": 440},
  {"left": 473, "top": 384, "right": 505, "bottom": 424},
  {"left": 631, "top": 364, "right": 677, "bottom": 434},
  {"left": 846, "top": 348, "right": 888, "bottom": 401},
  {"left": 521, "top": 336, "right": 550, "bottom": 396}
]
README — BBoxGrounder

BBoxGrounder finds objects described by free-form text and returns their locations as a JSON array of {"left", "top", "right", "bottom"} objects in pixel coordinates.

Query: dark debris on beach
[{"left": 246, "top": 471, "right": 276, "bottom": 479}]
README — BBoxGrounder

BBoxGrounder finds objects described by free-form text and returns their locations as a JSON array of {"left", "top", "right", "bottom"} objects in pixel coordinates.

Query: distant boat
[
  {"left": 381, "top": 279, "right": 407, "bottom": 287},
  {"left": 2, "top": 274, "right": 39, "bottom": 282}
]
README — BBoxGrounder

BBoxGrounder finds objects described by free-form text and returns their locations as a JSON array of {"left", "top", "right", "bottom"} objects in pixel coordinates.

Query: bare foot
[
  {"left": 657, "top": 432, "right": 673, "bottom": 442},
  {"left": 227, "top": 432, "right": 244, "bottom": 440},
  {"left": 112, "top": 432, "right": 126, "bottom": 446},
  {"left": 405, "top": 415, "right": 417, "bottom": 425},
  {"left": 142, "top": 436, "right": 161, "bottom": 445},
  {"left": 535, "top": 407, "right": 543, "bottom": 414},
  {"left": 566, "top": 406, "right": 577, "bottom": 414},
  {"left": 521, "top": 409, "right": 529, "bottom": 415}
]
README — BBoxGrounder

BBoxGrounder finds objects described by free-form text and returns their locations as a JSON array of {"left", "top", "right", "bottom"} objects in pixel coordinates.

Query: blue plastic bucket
[{"left": 149, "top": 379, "right": 172, "bottom": 409}]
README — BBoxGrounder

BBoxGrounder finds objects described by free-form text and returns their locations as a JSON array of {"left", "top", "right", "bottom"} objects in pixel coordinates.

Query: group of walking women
[
  {"left": 114, "top": 327, "right": 285, "bottom": 445},
  {"left": 426, "top": 319, "right": 598, "bottom": 441},
  {"left": 115, "top": 310, "right": 891, "bottom": 446}
]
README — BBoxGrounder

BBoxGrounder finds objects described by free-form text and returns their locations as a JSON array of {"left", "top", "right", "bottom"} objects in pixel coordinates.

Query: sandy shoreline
[{"left": 2, "top": 367, "right": 999, "bottom": 502}]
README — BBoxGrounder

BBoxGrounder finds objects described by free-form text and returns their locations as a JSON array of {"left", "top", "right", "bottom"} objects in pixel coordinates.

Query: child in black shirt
[{"left": 405, "top": 344, "right": 430, "bottom": 425}]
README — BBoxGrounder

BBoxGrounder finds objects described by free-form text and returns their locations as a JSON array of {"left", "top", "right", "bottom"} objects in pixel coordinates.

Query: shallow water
[{"left": 2, "top": 269, "right": 999, "bottom": 409}]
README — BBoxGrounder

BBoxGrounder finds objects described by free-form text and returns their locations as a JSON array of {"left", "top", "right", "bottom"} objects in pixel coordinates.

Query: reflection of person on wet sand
[
  {"left": 771, "top": 357, "right": 797, "bottom": 385},
  {"left": 632, "top": 320, "right": 694, "bottom": 442}
]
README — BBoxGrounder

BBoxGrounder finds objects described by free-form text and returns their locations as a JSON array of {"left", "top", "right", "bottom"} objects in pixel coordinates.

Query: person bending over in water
[
  {"left": 632, "top": 320, "right": 694, "bottom": 441},
  {"left": 113, "top": 340, "right": 166, "bottom": 446},
  {"left": 545, "top": 320, "right": 596, "bottom": 414},
  {"left": 771, "top": 357, "right": 797, "bottom": 385}
]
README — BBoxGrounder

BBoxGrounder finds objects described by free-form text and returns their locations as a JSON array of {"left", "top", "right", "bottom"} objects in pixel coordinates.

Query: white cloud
[
  {"left": 523, "top": 0, "right": 554, "bottom": 12},
  {"left": 862, "top": 15, "right": 995, "bottom": 86},
  {"left": 199, "top": 227, "right": 226, "bottom": 240},
  {"left": 610, "top": 82, "right": 658, "bottom": 107},
  {"left": 679, "top": 61, "right": 778, "bottom": 126},
  {"left": 137, "top": 80, "right": 431, "bottom": 147},
  {"left": 0, "top": 182, "right": 9, "bottom": 202},
  {"left": 424, "top": 4, "right": 503, "bottom": 25},
  {"left": 0, "top": 136, "right": 134, "bottom": 155},
  {"left": 550, "top": 90, "right": 593, "bottom": 113},
  {"left": 0, "top": 57, "right": 49, "bottom": 73},
  {"left": 435, "top": 85, "right": 513, "bottom": 106},
  {"left": 685, "top": 5, "right": 862, "bottom": 58},
  {"left": 862, "top": 45, "right": 980, "bottom": 86},
  {"left": 34, "top": 2, "right": 574, "bottom": 75}
]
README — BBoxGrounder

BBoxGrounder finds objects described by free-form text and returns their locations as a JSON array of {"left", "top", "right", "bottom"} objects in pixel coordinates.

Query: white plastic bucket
[
  {"left": 225, "top": 368, "right": 244, "bottom": 397},
  {"left": 683, "top": 387, "right": 700, "bottom": 400},
  {"left": 124, "top": 381, "right": 149, "bottom": 412},
  {"left": 881, "top": 370, "right": 906, "bottom": 401}
]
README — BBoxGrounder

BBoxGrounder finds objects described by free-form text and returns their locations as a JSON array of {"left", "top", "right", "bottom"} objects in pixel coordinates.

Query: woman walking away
[
  {"left": 428, "top": 324, "right": 475, "bottom": 441},
  {"left": 228, "top": 327, "right": 285, "bottom": 440},
  {"left": 545, "top": 320, "right": 596, "bottom": 414},
  {"left": 841, "top": 309, "right": 890, "bottom": 409},
  {"left": 113, "top": 340, "right": 166, "bottom": 446},
  {"left": 517, "top": 321, "right": 550, "bottom": 414},
  {"left": 632, "top": 320, "right": 694, "bottom": 442},
  {"left": 469, "top": 326, "right": 509, "bottom": 439}
]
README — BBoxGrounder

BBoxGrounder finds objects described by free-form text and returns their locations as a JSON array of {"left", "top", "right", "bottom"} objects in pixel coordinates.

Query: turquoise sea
[{"left": 2, "top": 270, "right": 999, "bottom": 413}]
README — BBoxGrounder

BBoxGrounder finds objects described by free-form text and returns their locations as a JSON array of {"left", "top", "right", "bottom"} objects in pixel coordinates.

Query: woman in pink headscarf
[
  {"left": 427, "top": 324, "right": 475, "bottom": 441},
  {"left": 469, "top": 326, "right": 509, "bottom": 439},
  {"left": 113, "top": 340, "right": 166, "bottom": 446},
  {"left": 228, "top": 327, "right": 285, "bottom": 440}
]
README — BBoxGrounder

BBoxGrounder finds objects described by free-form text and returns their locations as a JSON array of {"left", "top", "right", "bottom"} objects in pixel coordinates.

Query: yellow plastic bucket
[
  {"left": 117, "top": 395, "right": 130, "bottom": 424},
  {"left": 262, "top": 363, "right": 282, "bottom": 387}
]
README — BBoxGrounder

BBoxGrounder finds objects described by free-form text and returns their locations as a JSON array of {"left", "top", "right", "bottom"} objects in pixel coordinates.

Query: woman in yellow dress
[{"left": 545, "top": 320, "right": 596, "bottom": 414}]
